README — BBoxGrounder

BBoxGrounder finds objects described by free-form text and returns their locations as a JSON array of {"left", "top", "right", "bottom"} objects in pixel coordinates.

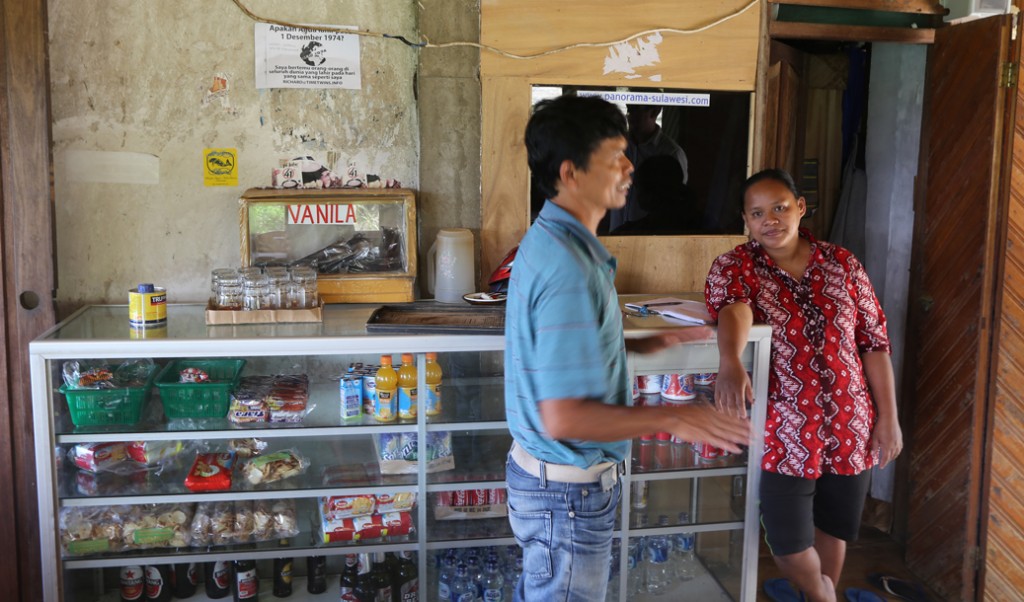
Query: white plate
[{"left": 463, "top": 292, "right": 507, "bottom": 305}]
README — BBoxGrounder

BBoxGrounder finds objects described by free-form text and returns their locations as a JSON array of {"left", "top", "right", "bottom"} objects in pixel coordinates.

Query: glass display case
[
  {"left": 31, "top": 303, "right": 769, "bottom": 601},
  {"left": 239, "top": 188, "right": 417, "bottom": 304}
]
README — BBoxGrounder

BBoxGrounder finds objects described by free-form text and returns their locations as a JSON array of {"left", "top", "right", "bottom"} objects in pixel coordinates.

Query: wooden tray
[{"left": 366, "top": 302, "right": 505, "bottom": 334}]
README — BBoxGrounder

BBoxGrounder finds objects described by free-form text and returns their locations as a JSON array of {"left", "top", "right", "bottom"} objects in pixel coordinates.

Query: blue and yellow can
[{"left": 129, "top": 283, "right": 167, "bottom": 327}]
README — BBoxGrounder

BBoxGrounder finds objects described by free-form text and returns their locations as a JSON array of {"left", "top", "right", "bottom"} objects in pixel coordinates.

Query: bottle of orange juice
[
  {"left": 397, "top": 353, "right": 418, "bottom": 421},
  {"left": 374, "top": 355, "right": 398, "bottom": 423},
  {"left": 424, "top": 352, "right": 443, "bottom": 417}
]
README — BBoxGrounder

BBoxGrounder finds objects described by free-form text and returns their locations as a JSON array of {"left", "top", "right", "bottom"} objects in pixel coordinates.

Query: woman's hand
[
  {"left": 714, "top": 356, "right": 752, "bottom": 418},
  {"left": 871, "top": 414, "right": 903, "bottom": 469}
]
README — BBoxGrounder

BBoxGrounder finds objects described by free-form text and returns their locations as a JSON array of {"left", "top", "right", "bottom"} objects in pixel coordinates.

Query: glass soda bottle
[
  {"left": 397, "top": 353, "right": 418, "bottom": 421},
  {"left": 340, "top": 554, "right": 359, "bottom": 601},
  {"left": 644, "top": 515, "right": 673, "bottom": 595},
  {"left": 374, "top": 355, "right": 398, "bottom": 423},
  {"left": 371, "top": 552, "right": 393, "bottom": 601},
  {"left": 424, "top": 352, "right": 443, "bottom": 416},
  {"left": 395, "top": 550, "right": 419, "bottom": 602}
]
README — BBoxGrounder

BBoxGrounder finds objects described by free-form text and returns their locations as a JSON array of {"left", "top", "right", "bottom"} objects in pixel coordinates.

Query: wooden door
[
  {"left": 904, "top": 15, "right": 1011, "bottom": 601},
  {"left": 0, "top": 0, "right": 57, "bottom": 600},
  {"left": 982, "top": 16, "right": 1024, "bottom": 599}
]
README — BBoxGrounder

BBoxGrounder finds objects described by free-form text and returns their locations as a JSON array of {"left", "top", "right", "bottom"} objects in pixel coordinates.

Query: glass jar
[
  {"left": 242, "top": 273, "right": 270, "bottom": 311},
  {"left": 265, "top": 267, "right": 290, "bottom": 309},
  {"left": 213, "top": 269, "right": 242, "bottom": 310},
  {"left": 288, "top": 266, "right": 319, "bottom": 309}
]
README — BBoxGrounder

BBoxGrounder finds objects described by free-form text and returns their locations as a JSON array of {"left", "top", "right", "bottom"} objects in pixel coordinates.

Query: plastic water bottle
[
  {"left": 438, "top": 555, "right": 457, "bottom": 601},
  {"left": 627, "top": 537, "right": 644, "bottom": 595},
  {"left": 481, "top": 558, "right": 505, "bottom": 601},
  {"left": 450, "top": 564, "right": 476, "bottom": 602},
  {"left": 465, "top": 553, "right": 483, "bottom": 600},
  {"left": 673, "top": 511, "right": 697, "bottom": 582},
  {"left": 645, "top": 515, "right": 673, "bottom": 595},
  {"left": 503, "top": 552, "right": 521, "bottom": 601}
]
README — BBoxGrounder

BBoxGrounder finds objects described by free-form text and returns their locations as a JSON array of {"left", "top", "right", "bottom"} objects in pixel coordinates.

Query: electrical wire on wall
[{"left": 229, "top": 0, "right": 760, "bottom": 60}]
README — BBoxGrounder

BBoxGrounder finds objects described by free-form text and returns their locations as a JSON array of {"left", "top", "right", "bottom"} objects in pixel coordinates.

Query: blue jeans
[{"left": 505, "top": 455, "right": 621, "bottom": 602}]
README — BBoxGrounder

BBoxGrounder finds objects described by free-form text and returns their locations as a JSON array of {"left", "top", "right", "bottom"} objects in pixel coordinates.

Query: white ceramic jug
[{"left": 426, "top": 228, "right": 475, "bottom": 303}]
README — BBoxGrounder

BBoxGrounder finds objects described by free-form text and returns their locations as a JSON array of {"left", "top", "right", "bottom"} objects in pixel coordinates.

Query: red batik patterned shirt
[{"left": 705, "top": 230, "right": 890, "bottom": 478}]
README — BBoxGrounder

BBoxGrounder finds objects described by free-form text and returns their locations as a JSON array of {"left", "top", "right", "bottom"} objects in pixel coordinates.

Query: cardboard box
[{"left": 205, "top": 299, "right": 324, "bottom": 325}]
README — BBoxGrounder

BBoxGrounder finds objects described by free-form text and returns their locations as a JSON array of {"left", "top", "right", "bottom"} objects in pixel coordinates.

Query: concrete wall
[{"left": 48, "top": 0, "right": 476, "bottom": 310}]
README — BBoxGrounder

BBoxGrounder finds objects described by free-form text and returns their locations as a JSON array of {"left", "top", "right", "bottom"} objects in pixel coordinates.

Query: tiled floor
[{"left": 756, "top": 526, "right": 940, "bottom": 601}]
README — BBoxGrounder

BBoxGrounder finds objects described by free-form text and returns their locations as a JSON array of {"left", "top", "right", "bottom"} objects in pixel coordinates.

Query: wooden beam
[
  {"left": 768, "top": 0, "right": 947, "bottom": 14},
  {"left": 769, "top": 19, "right": 936, "bottom": 43}
]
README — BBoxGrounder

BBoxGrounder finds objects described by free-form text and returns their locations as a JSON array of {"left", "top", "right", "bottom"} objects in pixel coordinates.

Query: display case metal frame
[{"left": 31, "top": 303, "right": 768, "bottom": 602}]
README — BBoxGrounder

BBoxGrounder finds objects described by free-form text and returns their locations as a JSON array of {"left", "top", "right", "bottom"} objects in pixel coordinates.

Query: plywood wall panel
[
  {"left": 602, "top": 235, "right": 748, "bottom": 293},
  {"left": 480, "top": 0, "right": 759, "bottom": 91}
]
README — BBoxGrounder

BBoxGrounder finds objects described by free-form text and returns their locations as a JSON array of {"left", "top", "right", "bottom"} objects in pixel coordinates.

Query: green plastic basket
[
  {"left": 155, "top": 359, "right": 246, "bottom": 419},
  {"left": 61, "top": 368, "right": 156, "bottom": 426}
]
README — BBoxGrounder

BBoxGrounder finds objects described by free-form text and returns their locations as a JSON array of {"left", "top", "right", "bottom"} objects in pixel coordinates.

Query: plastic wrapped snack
[
  {"left": 228, "top": 437, "right": 268, "bottom": 459},
  {"left": 190, "top": 502, "right": 214, "bottom": 547},
  {"left": 320, "top": 494, "right": 377, "bottom": 521},
  {"left": 271, "top": 499, "right": 299, "bottom": 539},
  {"left": 242, "top": 449, "right": 308, "bottom": 485},
  {"left": 184, "top": 452, "right": 235, "bottom": 492},
  {"left": 125, "top": 440, "right": 185, "bottom": 466},
  {"left": 62, "top": 359, "right": 155, "bottom": 390},
  {"left": 375, "top": 492, "right": 416, "bottom": 514},
  {"left": 232, "top": 500, "right": 255, "bottom": 543},
  {"left": 120, "top": 503, "right": 193, "bottom": 550},
  {"left": 60, "top": 506, "right": 123, "bottom": 556},
  {"left": 210, "top": 501, "right": 235, "bottom": 546},
  {"left": 266, "top": 374, "right": 310, "bottom": 423},
  {"left": 320, "top": 511, "right": 413, "bottom": 543},
  {"left": 69, "top": 442, "right": 129, "bottom": 473}
]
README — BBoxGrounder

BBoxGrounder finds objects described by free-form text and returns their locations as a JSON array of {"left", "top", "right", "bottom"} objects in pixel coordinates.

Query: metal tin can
[
  {"left": 661, "top": 373, "right": 696, "bottom": 400},
  {"left": 399, "top": 432, "right": 418, "bottom": 461},
  {"left": 488, "top": 488, "right": 507, "bottom": 505},
  {"left": 693, "top": 440, "right": 722, "bottom": 462},
  {"left": 632, "top": 377, "right": 640, "bottom": 400},
  {"left": 129, "top": 324, "right": 167, "bottom": 339},
  {"left": 637, "top": 374, "right": 663, "bottom": 394},
  {"left": 694, "top": 372, "right": 717, "bottom": 386},
  {"left": 128, "top": 284, "right": 166, "bottom": 327}
]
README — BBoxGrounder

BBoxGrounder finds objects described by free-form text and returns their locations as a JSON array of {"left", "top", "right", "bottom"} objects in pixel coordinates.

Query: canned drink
[
  {"left": 128, "top": 284, "right": 167, "bottom": 327},
  {"left": 661, "top": 373, "right": 696, "bottom": 401},
  {"left": 437, "top": 491, "right": 453, "bottom": 507},
  {"left": 377, "top": 433, "right": 402, "bottom": 461},
  {"left": 637, "top": 374, "right": 663, "bottom": 394},
  {"left": 694, "top": 372, "right": 717, "bottom": 386},
  {"left": 632, "top": 378, "right": 640, "bottom": 400},
  {"left": 452, "top": 490, "right": 469, "bottom": 507},
  {"left": 340, "top": 376, "right": 362, "bottom": 420},
  {"left": 488, "top": 488, "right": 507, "bottom": 505},
  {"left": 427, "top": 431, "right": 453, "bottom": 461},
  {"left": 693, "top": 440, "right": 722, "bottom": 462}
]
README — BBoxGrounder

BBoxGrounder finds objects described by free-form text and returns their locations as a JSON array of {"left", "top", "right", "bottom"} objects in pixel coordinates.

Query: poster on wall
[
  {"left": 254, "top": 23, "right": 361, "bottom": 90},
  {"left": 204, "top": 148, "right": 238, "bottom": 187}
]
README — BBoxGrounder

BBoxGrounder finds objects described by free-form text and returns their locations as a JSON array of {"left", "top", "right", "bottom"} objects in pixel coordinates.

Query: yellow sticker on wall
[{"left": 204, "top": 148, "right": 238, "bottom": 186}]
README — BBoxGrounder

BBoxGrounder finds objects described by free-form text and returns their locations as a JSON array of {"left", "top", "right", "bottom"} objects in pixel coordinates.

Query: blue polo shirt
[{"left": 504, "top": 201, "right": 630, "bottom": 469}]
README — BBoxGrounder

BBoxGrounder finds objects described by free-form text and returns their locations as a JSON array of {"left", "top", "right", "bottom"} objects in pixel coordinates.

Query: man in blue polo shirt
[{"left": 504, "top": 94, "right": 751, "bottom": 602}]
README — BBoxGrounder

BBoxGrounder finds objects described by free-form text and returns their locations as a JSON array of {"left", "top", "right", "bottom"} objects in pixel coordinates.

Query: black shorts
[{"left": 759, "top": 470, "right": 871, "bottom": 556}]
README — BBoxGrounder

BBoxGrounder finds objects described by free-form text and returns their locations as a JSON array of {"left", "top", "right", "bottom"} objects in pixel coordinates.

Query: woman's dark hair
[
  {"left": 525, "top": 95, "right": 628, "bottom": 200},
  {"left": 740, "top": 168, "right": 801, "bottom": 209}
]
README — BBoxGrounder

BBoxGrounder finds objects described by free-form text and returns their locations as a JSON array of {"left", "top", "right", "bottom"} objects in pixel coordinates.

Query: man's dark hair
[
  {"left": 740, "top": 168, "right": 801, "bottom": 209},
  {"left": 525, "top": 95, "right": 628, "bottom": 200}
]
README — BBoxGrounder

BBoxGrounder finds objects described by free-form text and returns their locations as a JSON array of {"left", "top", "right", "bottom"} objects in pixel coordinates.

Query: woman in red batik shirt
[{"left": 705, "top": 169, "right": 903, "bottom": 602}]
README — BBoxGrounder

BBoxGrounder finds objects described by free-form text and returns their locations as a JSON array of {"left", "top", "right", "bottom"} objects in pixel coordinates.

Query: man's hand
[
  {"left": 668, "top": 403, "right": 751, "bottom": 454},
  {"left": 625, "top": 326, "right": 714, "bottom": 355}
]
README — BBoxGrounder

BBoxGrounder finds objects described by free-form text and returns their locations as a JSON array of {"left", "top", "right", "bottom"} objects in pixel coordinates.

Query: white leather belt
[{"left": 510, "top": 441, "right": 619, "bottom": 488}]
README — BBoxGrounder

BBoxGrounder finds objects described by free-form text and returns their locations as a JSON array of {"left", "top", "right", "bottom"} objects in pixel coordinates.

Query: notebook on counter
[{"left": 623, "top": 297, "right": 713, "bottom": 325}]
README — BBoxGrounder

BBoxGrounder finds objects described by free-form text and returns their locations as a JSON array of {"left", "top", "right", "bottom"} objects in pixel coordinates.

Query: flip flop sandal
[
  {"left": 764, "top": 578, "right": 806, "bottom": 602},
  {"left": 845, "top": 587, "right": 887, "bottom": 602},
  {"left": 867, "top": 573, "right": 931, "bottom": 602}
]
